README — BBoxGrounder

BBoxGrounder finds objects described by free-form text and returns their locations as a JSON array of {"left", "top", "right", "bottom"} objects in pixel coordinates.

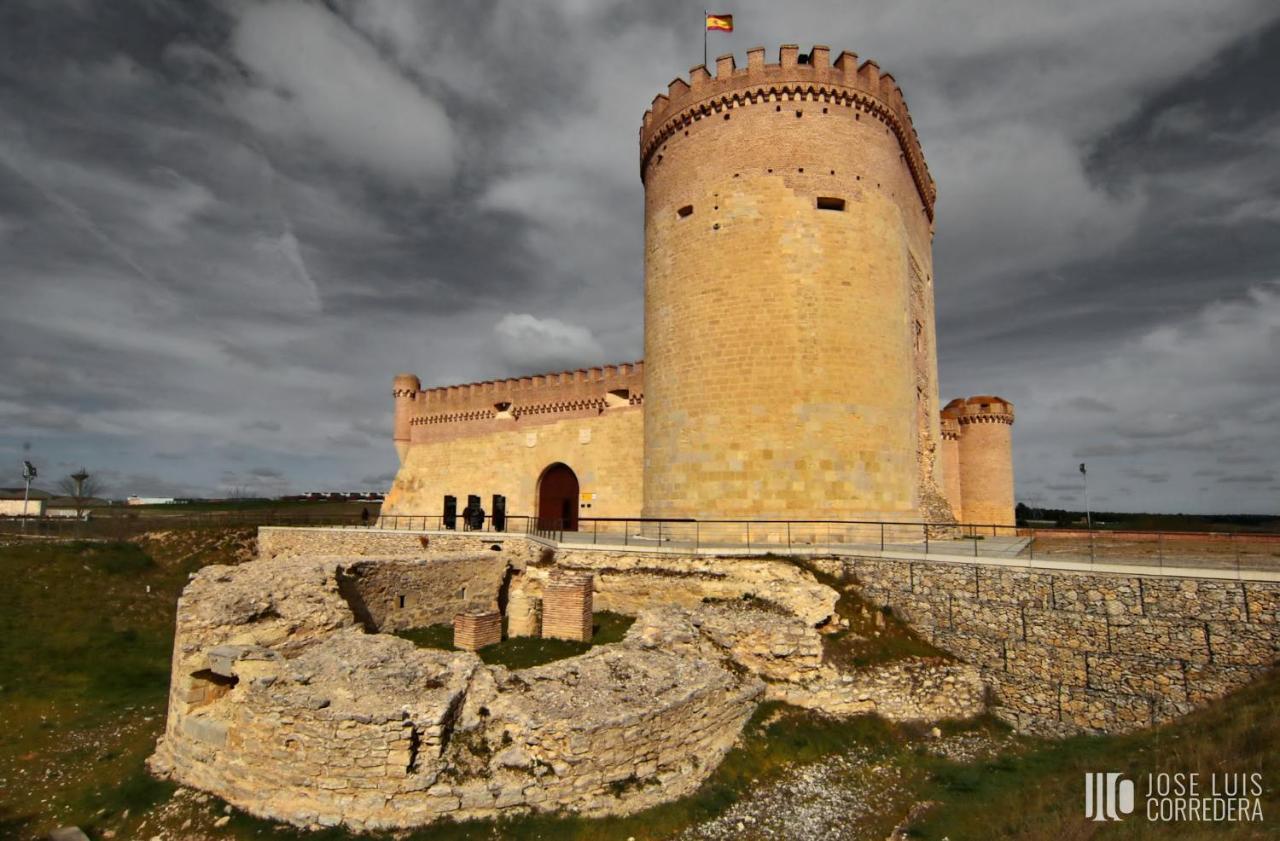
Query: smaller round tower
[
  {"left": 392, "top": 373, "right": 421, "bottom": 464},
  {"left": 939, "top": 401, "right": 963, "bottom": 522},
  {"left": 953, "top": 396, "right": 1015, "bottom": 527}
]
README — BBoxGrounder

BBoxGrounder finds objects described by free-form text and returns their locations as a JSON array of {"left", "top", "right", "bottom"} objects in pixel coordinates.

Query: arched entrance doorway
[{"left": 537, "top": 463, "right": 579, "bottom": 531}]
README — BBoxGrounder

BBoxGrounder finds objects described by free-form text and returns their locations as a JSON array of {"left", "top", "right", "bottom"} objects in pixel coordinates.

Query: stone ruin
[{"left": 149, "top": 536, "right": 984, "bottom": 832}]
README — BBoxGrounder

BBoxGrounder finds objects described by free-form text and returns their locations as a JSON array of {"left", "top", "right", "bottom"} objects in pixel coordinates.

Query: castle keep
[{"left": 385, "top": 45, "right": 1016, "bottom": 529}]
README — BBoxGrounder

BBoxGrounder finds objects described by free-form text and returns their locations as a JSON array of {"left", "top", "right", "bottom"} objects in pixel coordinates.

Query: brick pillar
[
  {"left": 453, "top": 609, "right": 502, "bottom": 651},
  {"left": 541, "top": 572, "right": 593, "bottom": 642}
]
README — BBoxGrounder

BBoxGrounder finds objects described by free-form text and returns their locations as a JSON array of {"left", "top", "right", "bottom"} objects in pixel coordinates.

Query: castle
[
  {"left": 384, "top": 45, "right": 1015, "bottom": 530},
  {"left": 151, "top": 51, "right": 1280, "bottom": 833}
]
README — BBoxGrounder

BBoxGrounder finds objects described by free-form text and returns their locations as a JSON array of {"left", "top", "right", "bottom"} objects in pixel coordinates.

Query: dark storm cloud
[
  {"left": 0, "top": 0, "right": 1278, "bottom": 513},
  {"left": 360, "top": 470, "right": 398, "bottom": 486},
  {"left": 1218, "top": 474, "right": 1274, "bottom": 484},
  {"left": 1061, "top": 397, "right": 1118, "bottom": 415}
]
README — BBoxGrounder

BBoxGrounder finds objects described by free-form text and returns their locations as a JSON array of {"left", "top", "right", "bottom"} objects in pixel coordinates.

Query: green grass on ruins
[
  {"left": 779, "top": 554, "right": 953, "bottom": 668},
  {"left": 394, "top": 612, "right": 635, "bottom": 670},
  {"left": 1, "top": 534, "right": 1276, "bottom": 840}
]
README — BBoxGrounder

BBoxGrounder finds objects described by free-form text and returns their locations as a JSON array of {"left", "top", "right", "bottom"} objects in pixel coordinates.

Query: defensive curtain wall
[
  {"left": 386, "top": 364, "right": 645, "bottom": 524},
  {"left": 385, "top": 366, "right": 1016, "bottom": 531}
]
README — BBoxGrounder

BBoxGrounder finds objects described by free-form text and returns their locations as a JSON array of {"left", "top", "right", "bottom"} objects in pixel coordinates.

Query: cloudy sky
[{"left": 1, "top": 0, "right": 1277, "bottom": 513}]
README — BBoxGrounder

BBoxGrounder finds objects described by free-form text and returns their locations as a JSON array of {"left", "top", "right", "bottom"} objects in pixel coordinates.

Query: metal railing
[
  {"left": 521, "top": 516, "right": 1021, "bottom": 556},
  {"left": 384, "top": 514, "right": 1280, "bottom": 575},
  {"left": 367, "top": 514, "right": 534, "bottom": 534},
  {"left": 349, "top": 514, "right": 1236, "bottom": 574}
]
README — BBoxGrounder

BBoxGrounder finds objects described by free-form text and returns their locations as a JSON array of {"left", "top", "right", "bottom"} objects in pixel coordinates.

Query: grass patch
[
  {"left": 0, "top": 541, "right": 181, "bottom": 707},
  {"left": 396, "top": 622, "right": 456, "bottom": 651},
  {"left": 76, "top": 540, "right": 158, "bottom": 574},
  {"left": 779, "top": 555, "right": 952, "bottom": 669},
  {"left": 905, "top": 669, "right": 1280, "bottom": 840},
  {"left": 76, "top": 764, "right": 177, "bottom": 833},
  {"left": 395, "top": 612, "right": 636, "bottom": 670},
  {"left": 0, "top": 538, "right": 191, "bottom": 837}
]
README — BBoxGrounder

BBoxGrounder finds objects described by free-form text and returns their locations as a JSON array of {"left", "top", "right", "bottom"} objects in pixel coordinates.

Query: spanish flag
[{"left": 706, "top": 13, "right": 733, "bottom": 32}]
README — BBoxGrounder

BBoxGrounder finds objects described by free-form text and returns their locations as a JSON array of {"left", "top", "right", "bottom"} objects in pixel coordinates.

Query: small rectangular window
[
  {"left": 677, "top": 204, "right": 694, "bottom": 218},
  {"left": 816, "top": 196, "right": 846, "bottom": 211},
  {"left": 398, "top": 595, "right": 406, "bottom": 609}
]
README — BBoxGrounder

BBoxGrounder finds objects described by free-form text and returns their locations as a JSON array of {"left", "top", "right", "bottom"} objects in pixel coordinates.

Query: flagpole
[{"left": 703, "top": 9, "right": 708, "bottom": 68}]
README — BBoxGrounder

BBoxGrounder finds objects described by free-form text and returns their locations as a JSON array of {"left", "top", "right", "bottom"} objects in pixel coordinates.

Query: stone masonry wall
[
  {"left": 539, "top": 547, "right": 841, "bottom": 627},
  {"left": 337, "top": 556, "right": 509, "bottom": 632},
  {"left": 258, "top": 527, "right": 544, "bottom": 566},
  {"left": 846, "top": 556, "right": 1280, "bottom": 734},
  {"left": 261, "top": 530, "right": 837, "bottom": 628},
  {"left": 384, "top": 407, "right": 643, "bottom": 522}
]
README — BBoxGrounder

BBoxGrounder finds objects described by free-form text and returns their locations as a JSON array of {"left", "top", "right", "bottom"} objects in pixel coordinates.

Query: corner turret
[
  {"left": 392, "top": 373, "right": 421, "bottom": 463},
  {"left": 947, "top": 396, "right": 1016, "bottom": 526},
  {"left": 939, "top": 401, "right": 963, "bottom": 521}
]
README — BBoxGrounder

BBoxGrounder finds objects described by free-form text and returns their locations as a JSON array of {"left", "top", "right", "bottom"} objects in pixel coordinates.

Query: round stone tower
[
  {"left": 953, "top": 396, "right": 1015, "bottom": 527},
  {"left": 392, "top": 373, "right": 421, "bottom": 464},
  {"left": 939, "top": 404, "right": 963, "bottom": 522},
  {"left": 639, "top": 45, "right": 949, "bottom": 522}
]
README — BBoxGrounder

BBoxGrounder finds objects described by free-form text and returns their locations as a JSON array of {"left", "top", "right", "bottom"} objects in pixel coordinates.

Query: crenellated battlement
[
  {"left": 939, "top": 414, "right": 960, "bottom": 441},
  {"left": 399, "top": 362, "right": 644, "bottom": 429},
  {"left": 947, "top": 395, "right": 1015, "bottom": 426},
  {"left": 639, "top": 44, "right": 935, "bottom": 218},
  {"left": 392, "top": 373, "right": 421, "bottom": 399}
]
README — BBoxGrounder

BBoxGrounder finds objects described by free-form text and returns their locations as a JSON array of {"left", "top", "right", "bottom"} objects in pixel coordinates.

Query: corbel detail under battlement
[{"left": 640, "top": 82, "right": 935, "bottom": 219}]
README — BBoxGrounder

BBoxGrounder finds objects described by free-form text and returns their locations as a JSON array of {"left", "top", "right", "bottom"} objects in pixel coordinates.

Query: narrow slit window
[
  {"left": 398, "top": 595, "right": 406, "bottom": 609},
  {"left": 677, "top": 204, "right": 694, "bottom": 218},
  {"left": 816, "top": 196, "right": 846, "bottom": 212}
]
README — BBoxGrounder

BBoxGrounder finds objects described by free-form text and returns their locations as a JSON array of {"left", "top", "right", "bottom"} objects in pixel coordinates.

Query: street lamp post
[
  {"left": 70, "top": 467, "right": 90, "bottom": 533},
  {"left": 1079, "top": 462, "right": 1092, "bottom": 531},
  {"left": 21, "top": 460, "right": 37, "bottom": 534},
  {"left": 70, "top": 468, "right": 89, "bottom": 500}
]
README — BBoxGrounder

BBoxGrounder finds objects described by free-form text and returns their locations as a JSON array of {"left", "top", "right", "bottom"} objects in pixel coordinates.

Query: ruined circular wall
[
  {"left": 640, "top": 45, "right": 944, "bottom": 522},
  {"left": 148, "top": 552, "right": 764, "bottom": 832},
  {"left": 154, "top": 530, "right": 990, "bottom": 831}
]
